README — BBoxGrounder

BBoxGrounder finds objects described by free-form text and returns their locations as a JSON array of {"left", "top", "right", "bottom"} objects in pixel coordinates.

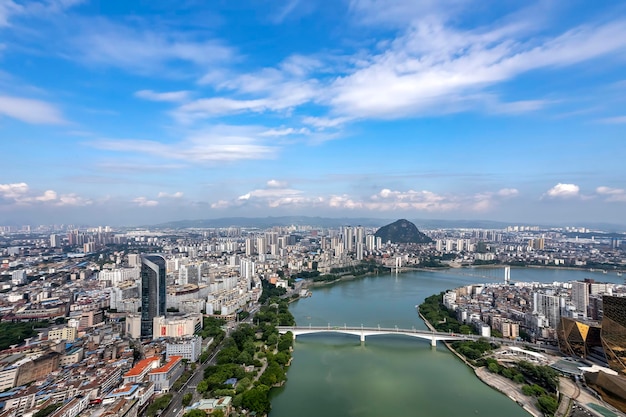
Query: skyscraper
[
  {"left": 601, "top": 295, "right": 626, "bottom": 375},
  {"left": 141, "top": 254, "right": 166, "bottom": 339}
]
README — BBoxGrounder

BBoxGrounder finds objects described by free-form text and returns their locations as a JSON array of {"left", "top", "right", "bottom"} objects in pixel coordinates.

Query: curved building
[
  {"left": 602, "top": 295, "right": 626, "bottom": 375},
  {"left": 141, "top": 254, "right": 166, "bottom": 339}
]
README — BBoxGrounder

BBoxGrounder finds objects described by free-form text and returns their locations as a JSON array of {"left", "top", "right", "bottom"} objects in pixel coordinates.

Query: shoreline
[{"left": 418, "top": 311, "right": 542, "bottom": 417}]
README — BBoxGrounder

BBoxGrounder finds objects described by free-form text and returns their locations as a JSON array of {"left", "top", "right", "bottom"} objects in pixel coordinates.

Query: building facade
[
  {"left": 140, "top": 255, "right": 166, "bottom": 339},
  {"left": 601, "top": 295, "right": 626, "bottom": 375}
]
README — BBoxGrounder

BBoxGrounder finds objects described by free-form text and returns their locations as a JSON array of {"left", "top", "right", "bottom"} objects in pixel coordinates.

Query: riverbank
[{"left": 418, "top": 311, "right": 542, "bottom": 417}]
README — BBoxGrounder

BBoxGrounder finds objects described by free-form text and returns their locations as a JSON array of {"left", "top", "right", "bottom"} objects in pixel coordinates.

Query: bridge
[{"left": 277, "top": 325, "right": 481, "bottom": 347}]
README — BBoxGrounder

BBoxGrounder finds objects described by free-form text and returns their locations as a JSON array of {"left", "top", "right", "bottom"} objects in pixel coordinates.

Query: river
[{"left": 268, "top": 267, "right": 623, "bottom": 417}]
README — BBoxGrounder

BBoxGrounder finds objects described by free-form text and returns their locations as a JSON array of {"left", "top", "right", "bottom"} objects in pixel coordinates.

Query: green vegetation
[
  {"left": 374, "top": 219, "right": 432, "bottom": 244},
  {"left": 146, "top": 394, "right": 173, "bottom": 417},
  {"left": 183, "top": 410, "right": 207, "bottom": 417},
  {"left": 33, "top": 403, "right": 62, "bottom": 417},
  {"left": 450, "top": 339, "right": 497, "bottom": 361},
  {"left": 258, "top": 280, "right": 287, "bottom": 304},
  {"left": 537, "top": 394, "right": 558, "bottom": 415},
  {"left": 307, "top": 261, "right": 390, "bottom": 283},
  {"left": 172, "top": 368, "right": 194, "bottom": 391},
  {"left": 0, "top": 321, "right": 49, "bottom": 350},
  {"left": 484, "top": 359, "right": 559, "bottom": 416},
  {"left": 485, "top": 359, "right": 558, "bottom": 393},
  {"left": 182, "top": 393, "right": 193, "bottom": 407},
  {"left": 193, "top": 287, "right": 294, "bottom": 416},
  {"left": 419, "top": 292, "right": 472, "bottom": 334}
]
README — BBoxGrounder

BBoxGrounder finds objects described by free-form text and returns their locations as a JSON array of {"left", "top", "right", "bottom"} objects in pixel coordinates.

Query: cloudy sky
[{"left": 1, "top": 0, "right": 625, "bottom": 226}]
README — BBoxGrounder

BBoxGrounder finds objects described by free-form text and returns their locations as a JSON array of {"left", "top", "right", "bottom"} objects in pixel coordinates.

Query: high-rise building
[
  {"left": 533, "top": 292, "right": 563, "bottom": 329},
  {"left": 141, "top": 254, "right": 166, "bottom": 339},
  {"left": 50, "top": 234, "right": 60, "bottom": 248},
  {"left": 571, "top": 280, "right": 590, "bottom": 318},
  {"left": 601, "top": 295, "right": 626, "bottom": 375}
]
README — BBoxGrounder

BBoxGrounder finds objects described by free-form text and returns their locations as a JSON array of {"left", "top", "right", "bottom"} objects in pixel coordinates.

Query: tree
[
  {"left": 537, "top": 394, "right": 558, "bottom": 415},
  {"left": 182, "top": 393, "right": 193, "bottom": 407},
  {"left": 183, "top": 410, "right": 207, "bottom": 417},
  {"left": 242, "top": 384, "right": 271, "bottom": 415}
]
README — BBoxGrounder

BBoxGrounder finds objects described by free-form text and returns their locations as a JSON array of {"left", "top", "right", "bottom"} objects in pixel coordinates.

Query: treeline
[
  {"left": 304, "top": 262, "right": 390, "bottom": 284},
  {"left": 482, "top": 358, "right": 559, "bottom": 416},
  {"left": 418, "top": 293, "right": 474, "bottom": 334}
]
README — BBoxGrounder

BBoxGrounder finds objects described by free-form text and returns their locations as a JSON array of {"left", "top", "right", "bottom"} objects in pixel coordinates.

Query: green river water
[{"left": 268, "top": 267, "right": 623, "bottom": 417}]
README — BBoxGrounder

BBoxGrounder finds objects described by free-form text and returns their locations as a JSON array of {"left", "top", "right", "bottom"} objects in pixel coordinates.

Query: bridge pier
[
  {"left": 431, "top": 337, "right": 436, "bottom": 347},
  {"left": 360, "top": 333, "right": 365, "bottom": 342}
]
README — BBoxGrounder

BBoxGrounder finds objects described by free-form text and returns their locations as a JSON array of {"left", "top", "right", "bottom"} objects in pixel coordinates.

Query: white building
[
  {"left": 166, "top": 336, "right": 203, "bottom": 362},
  {"left": 11, "top": 270, "right": 27, "bottom": 286}
]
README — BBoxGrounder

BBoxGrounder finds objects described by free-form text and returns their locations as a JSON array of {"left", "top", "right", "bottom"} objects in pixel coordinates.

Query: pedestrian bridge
[{"left": 277, "top": 325, "right": 479, "bottom": 347}]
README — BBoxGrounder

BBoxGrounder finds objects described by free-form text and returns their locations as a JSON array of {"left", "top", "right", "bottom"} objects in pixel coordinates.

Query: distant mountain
[
  {"left": 152, "top": 216, "right": 393, "bottom": 229},
  {"left": 374, "top": 219, "right": 433, "bottom": 244}
]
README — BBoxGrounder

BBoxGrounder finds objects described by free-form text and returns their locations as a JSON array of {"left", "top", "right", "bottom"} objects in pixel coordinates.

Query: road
[{"left": 162, "top": 341, "right": 225, "bottom": 417}]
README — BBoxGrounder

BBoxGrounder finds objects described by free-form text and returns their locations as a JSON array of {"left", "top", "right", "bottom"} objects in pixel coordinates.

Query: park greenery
[
  {"left": 450, "top": 339, "right": 497, "bottom": 361},
  {"left": 298, "top": 260, "right": 391, "bottom": 283},
  {"left": 484, "top": 358, "right": 559, "bottom": 416},
  {"left": 188, "top": 283, "right": 295, "bottom": 416},
  {"left": 418, "top": 292, "right": 474, "bottom": 334},
  {"left": 0, "top": 321, "right": 49, "bottom": 350}
]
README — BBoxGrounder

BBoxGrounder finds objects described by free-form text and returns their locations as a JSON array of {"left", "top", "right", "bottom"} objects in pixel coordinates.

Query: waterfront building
[
  {"left": 601, "top": 295, "right": 626, "bottom": 375},
  {"left": 140, "top": 254, "right": 166, "bottom": 339},
  {"left": 557, "top": 317, "right": 602, "bottom": 360}
]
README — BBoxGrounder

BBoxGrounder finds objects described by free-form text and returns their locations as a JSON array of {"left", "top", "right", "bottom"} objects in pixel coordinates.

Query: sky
[{"left": 1, "top": 0, "right": 626, "bottom": 227}]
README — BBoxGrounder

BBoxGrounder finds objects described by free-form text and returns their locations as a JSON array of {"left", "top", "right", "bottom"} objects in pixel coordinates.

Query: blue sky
[{"left": 1, "top": 0, "right": 626, "bottom": 226}]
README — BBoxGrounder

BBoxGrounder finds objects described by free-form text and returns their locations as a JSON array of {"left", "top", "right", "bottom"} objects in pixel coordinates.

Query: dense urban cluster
[{"left": 0, "top": 221, "right": 624, "bottom": 417}]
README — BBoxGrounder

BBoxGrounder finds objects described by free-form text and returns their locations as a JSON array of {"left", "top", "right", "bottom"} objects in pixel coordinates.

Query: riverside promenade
[{"left": 418, "top": 311, "right": 542, "bottom": 417}]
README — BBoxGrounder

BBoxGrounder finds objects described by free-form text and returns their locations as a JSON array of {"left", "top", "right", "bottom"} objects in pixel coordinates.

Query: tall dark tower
[{"left": 141, "top": 254, "right": 166, "bottom": 339}]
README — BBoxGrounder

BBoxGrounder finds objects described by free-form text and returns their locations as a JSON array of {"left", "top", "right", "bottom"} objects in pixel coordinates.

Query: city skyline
[{"left": 1, "top": 1, "right": 626, "bottom": 226}]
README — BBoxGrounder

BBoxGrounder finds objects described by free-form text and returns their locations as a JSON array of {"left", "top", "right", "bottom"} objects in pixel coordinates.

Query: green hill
[{"left": 375, "top": 219, "right": 432, "bottom": 244}]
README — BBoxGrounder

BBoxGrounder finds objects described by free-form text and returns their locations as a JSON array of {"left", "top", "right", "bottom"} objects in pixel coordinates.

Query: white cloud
[
  {"left": 91, "top": 125, "right": 280, "bottom": 163},
  {"left": 497, "top": 188, "right": 519, "bottom": 197},
  {"left": 135, "top": 90, "right": 190, "bottom": 103},
  {"left": 35, "top": 190, "right": 57, "bottom": 202},
  {"left": 71, "top": 20, "right": 234, "bottom": 74},
  {"left": 260, "top": 127, "right": 310, "bottom": 137},
  {"left": 596, "top": 186, "right": 626, "bottom": 202},
  {"left": 598, "top": 116, "right": 626, "bottom": 124},
  {"left": 545, "top": 183, "right": 580, "bottom": 198},
  {"left": 133, "top": 197, "right": 159, "bottom": 207},
  {"left": 0, "top": 1, "right": 22, "bottom": 27},
  {"left": 267, "top": 180, "right": 288, "bottom": 188},
  {"left": 0, "top": 95, "right": 65, "bottom": 124},
  {"left": 186, "top": 60, "right": 319, "bottom": 120},
  {"left": 157, "top": 191, "right": 184, "bottom": 199},
  {"left": 327, "top": 19, "right": 626, "bottom": 118},
  {"left": 302, "top": 116, "right": 352, "bottom": 129},
  {"left": 0, "top": 182, "right": 90, "bottom": 206},
  {"left": 211, "top": 185, "right": 516, "bottom": 212},
  {"left": 0, "top": 182, "right": 29, "bottom": 199}
]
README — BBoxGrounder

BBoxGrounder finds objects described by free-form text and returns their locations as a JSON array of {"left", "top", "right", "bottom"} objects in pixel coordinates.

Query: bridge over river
[{"left": 277, "top": 325, "right": 483, "bottom": 347}]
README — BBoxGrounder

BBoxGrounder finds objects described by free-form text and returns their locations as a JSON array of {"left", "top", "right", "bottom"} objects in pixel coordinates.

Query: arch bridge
[{"left": 277, "top": 325, "right": 479, "bottom": 347}]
